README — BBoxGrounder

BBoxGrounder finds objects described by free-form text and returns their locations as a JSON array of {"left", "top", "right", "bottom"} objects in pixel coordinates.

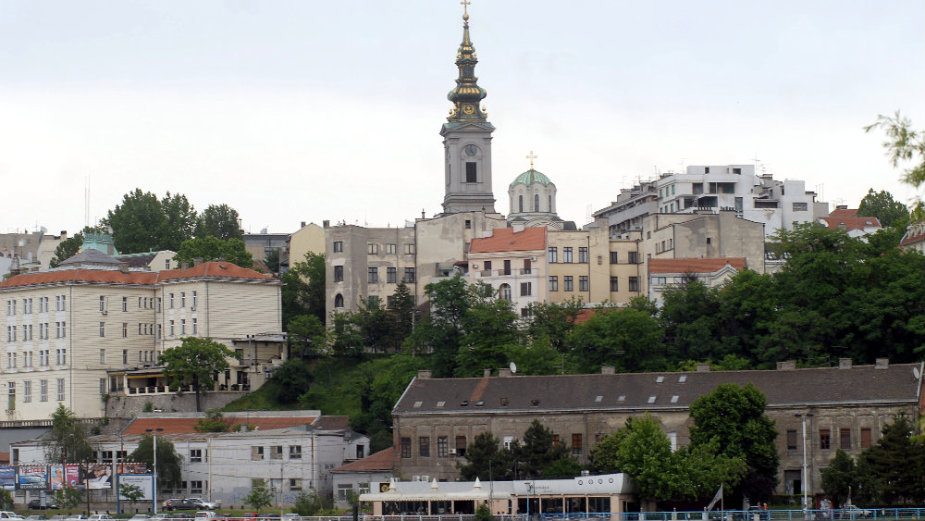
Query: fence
[{"left": 615, "top": 509, "right": 925, "bottom": 521}]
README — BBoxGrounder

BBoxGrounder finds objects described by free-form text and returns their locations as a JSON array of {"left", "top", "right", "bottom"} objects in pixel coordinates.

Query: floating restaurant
[{"left": 360, "top": 473, "right": 635, "bottom": 517}]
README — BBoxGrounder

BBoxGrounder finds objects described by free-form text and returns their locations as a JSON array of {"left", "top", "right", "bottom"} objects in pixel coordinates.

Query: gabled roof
[
  {"left": 648, "top": 257, "right": 746, "bottom": 275},
  {"left": 332, "top": 448, "right": 394, "bottom": 474},
  {"left": 122, "top": 413, "right": 321, "bottom": 435},
  {"left": 469, "top": 227, "right": 546, "bottom": 254},
  {"left": 394, "top": 363, "right": 922, "bottom": 415},
  {"left": 820, "top": 208, "right": 881, "bottom": 231},
  {"left": 158, "top": 261, "right": 274, "bottom": 282}
]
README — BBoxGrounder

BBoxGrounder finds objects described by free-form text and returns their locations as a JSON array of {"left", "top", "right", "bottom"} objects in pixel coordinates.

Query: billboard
[
  {"left": 0, "top": 466, "right": 15, "bottom": 491},
  {"left": 117, "top": 462, "right": 148, "bottom": 475},
  {"left": 49, "top": 464, "right": 81, "bottom": 490},
  {"left": 80, "top": 463, "right": 113, "bottom": 490},
  {"left": 17, "top": 465, "right": 48, "bottom": 490},
  {"left": 118, "top": 474, "right": 154, "bottom": 501}
]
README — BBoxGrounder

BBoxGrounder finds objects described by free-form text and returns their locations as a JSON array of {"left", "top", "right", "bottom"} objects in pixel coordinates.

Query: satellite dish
[
  {"left": 914, "top": 367, "right": 921, "bottom": 380},
  {"left": 509, "top": 361, "right": 517, "bottom": 374}
]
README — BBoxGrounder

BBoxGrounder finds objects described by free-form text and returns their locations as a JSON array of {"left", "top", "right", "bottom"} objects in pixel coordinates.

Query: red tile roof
[
  {"left": 0, "top": 269, "right": 156, "bottom": 289},
  {"left": 157, "top": 262, "right": 274, "bottom": 282},
  {"left": 469, "top": 227, "right": 546, "bottom": 254},
  {"left": 648, "top": 257, "right": 747, "bottom": 274},
  {"left": 0, "top": 452, "right": 9, "bottom": 464},
  {"left": 123, "top": 415, "right": 316, "bottom": 435},
  {"left": 332, "top": 448, "right": 394, "bottom": 473},
  {"left": 820, "top": 208, "right": 881, "bottom": 231},
  {"left": 901, "top": 232, "right": 925, "bottom": 247},
  {"left": 1, "top": 261, "right": 273, "bottom": 289}
]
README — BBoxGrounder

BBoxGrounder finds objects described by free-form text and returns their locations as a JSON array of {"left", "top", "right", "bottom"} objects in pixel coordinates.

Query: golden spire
[{"left": 447, "top": 0, "right": 487, "bottom": 122}]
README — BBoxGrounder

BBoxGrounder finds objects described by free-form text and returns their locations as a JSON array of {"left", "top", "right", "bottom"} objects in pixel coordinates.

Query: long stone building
[{"left": 391, "top": 360, "right": 924, "bottom": 497}]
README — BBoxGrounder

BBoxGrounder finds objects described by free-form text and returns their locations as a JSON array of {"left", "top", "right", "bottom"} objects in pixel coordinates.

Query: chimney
[
  {"left": 422, "top": 209, "right": 426, "bottom": 219},
  {"left": 483, "top": 368, "right": 492, "bottom": 377},
  {"left": 498, "top": 368, "right": 512, "bottom": 377},
  {"left": 875, "top": 358, "right": 889, "bottom": 369},
  {"left": 60, "top": 230, "right": 67, "bottom": 239},
  {"left": 838, "top": 358, "right": 852, "bottom": 369},
  {"left": 601, "top": 366, "right": 615, "bottom": 375},
  {"left": 300, "top": 221, "right": 306, "bottom": 228},
  {"left": 323, "top": 220, "right": 330, "bottom": 228},
  {"left": 416, "top": 370, "right": 431, "bottom": 379},
  {"left": 777, "top": 360, "right": 797, "bottom": 370},
  {"left": 695, "top": 363, "right": 711, "bottom": 372}
]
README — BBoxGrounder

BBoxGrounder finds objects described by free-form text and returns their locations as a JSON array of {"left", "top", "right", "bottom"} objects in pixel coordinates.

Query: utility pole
[{"left": 146, "top": 428, "right": 164, "bottom": 514}]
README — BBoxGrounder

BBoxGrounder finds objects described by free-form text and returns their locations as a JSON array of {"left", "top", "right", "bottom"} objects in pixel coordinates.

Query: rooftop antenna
[
  {"left": 84, "top": 176, "right": 91, "bottom": 229},
  {"left": 752, "top": 154, "right": 761, "bottom": 175}
]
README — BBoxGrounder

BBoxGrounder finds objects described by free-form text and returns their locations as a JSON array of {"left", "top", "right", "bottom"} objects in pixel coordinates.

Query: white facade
[{"left": 10, "top": 426, "right": 369, "bottom": 505}]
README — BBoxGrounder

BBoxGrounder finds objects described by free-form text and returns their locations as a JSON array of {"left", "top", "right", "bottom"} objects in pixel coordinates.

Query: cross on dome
[
  {"left": 526, "top": 150, "right": 538, "bottom": 169},
  {"left": 460, "top": 0, "right": 470, "bottom": 20}
]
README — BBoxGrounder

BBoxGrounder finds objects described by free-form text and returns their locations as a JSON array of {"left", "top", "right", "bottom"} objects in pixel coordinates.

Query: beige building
[
  {"left": 467, "top": 227, "right": 547, "bottom": 318},
  {"left": 391, "top": 361, "right": 923, "bottom": 496},
  {"left": 288, "top": 222, "right": 325, "bottom": 267},
  {"left": 647, "top": 257, "right": 746, "bottom": 305},
  {"left": 0, "top": 259, "right": 282, "bottom": 421}
]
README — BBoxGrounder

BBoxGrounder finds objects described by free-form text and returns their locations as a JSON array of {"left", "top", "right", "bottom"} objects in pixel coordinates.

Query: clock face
[
  {"left": 463, "top": 104, "right": 476, "bottom": 115},
  {"left": 464, "top": 144, "right": 479, "bottom": 157}
]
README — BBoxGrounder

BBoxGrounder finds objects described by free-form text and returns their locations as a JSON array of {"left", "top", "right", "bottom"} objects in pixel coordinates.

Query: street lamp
[
  {"left": 146, "top": 428, "right": 164, "bottom": 514},
  {"left": 795, "top": 413, "right": 814, "bottom": 515}
]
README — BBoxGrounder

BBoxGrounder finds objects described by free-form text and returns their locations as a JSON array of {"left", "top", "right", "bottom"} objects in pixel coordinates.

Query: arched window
[
  {"left": 334, "top": 294, "right": 344, "bottom": 308},
  {"left": 534, "top": 194, "right": 540, "bottom": 212},
  {"left": 498, "top": 284, "right": 512, "bottom": 302},
  {"left": 548, "top": 194, "right": 553, "bottom": 212},
  {"left": 518, "top": 195, "right": 524, "bottom": 213}
]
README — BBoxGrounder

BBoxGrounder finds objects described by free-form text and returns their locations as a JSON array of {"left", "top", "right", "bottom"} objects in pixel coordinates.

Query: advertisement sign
[
  {"left": 80, "top": 463, "right": 113, "bottom": 490},
  {"left": 118, "top": 474, "right": 154, "bottom": 501},
  {"left": 17, "top": 465, "right": 48, "bottom": 490},
  {"left": 49, "top": 464, "right": 81, "bottom": 490},
  {"left": 0, "top": 466, "right": 15, "bottom": 491},
  {"left": 117, "top": 462, "right": 148, "bottom": 475}
]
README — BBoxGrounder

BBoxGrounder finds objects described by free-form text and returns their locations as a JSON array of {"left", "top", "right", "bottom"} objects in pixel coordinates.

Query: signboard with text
[
  {"left": 118, "top": 474, "right": 153, "bottom": 501},
  {"left": 17, "top": 465, "right": 47, "bottom": 490}
]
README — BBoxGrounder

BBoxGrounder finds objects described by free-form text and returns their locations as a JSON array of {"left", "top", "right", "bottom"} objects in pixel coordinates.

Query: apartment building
[
  {"left": 467, "top": 227, "right": 547, "bottom": 318},
  {"left": 0, "top": 258, "right": 282, "bottom": 421}
]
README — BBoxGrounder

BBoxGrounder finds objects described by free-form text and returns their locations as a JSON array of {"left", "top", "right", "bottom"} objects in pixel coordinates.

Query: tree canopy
[
  {"left": 129, "top": 435, "right": 182, "bottom": 489},
  {"left": 45, "top": 405, "right": 93, "bottom": 463},
  {"left": 174, "top": 236, "right": 253, "bottom": 268},
  {"left": 160, "top": 337, "right": 234, "bottom": 411},
  {"left": 196, "top": 203, "right": 243, "bottom": 240},
  {"left": 858, "top": 189, "right": 909, "bottom": 228}
]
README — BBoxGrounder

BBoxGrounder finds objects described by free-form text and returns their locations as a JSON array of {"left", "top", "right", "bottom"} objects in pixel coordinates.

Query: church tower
[{"left": 440, "top": 3, "right": 497, "bottom": 215}]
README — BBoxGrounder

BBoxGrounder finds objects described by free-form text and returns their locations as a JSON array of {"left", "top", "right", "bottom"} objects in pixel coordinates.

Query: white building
[
  {"left": 646, "top": 257, "right": 747, "bottom": 306},
  {"left": 10, "top": 411, "right": 369, "bottom": 506}
]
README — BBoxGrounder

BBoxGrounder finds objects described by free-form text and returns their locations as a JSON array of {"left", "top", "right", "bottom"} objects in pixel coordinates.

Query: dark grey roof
[
  {"left": 59, "top": 249, "right": 124, "bottom": 266},
  {"left": 394, "top": 363, "right": 923, "bottom": 415},
  {"left": 114, "top": 252, "right": 157, "bottom": 268}
]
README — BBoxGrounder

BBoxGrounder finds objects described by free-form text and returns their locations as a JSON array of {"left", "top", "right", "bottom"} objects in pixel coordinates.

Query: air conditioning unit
[
  {"left": 101, "top": 310, "right": 108, "bottom": 315},
  {"left": 449, "top": 449, "right": 456, "bottom": 455},
  {"left": 190, "top": 305, "right": 197, "bottom": 311}
]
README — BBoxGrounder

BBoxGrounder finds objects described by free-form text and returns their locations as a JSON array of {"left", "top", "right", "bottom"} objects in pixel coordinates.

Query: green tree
[
  {"left": 268, "top": 359, "right": 312, "bottom": 404},
  {"left": 861, "top": 415, "right": 925, "bottom": 503},
  {"left": 160, "top": 337, "right": 234, "bottom": 412},
  {"left": 514, "top": 420, "right": 573, "bottom": 479},
  {"left": 265, "top": 248, "right": 281, "bottom": 273},
  {"left": 292, "top": 490, "right": 331, "bottom": 515},
  {"left": 459, "top": 432, "right": 513, "bottom": 481},
  {"left": 566, "top": 308, "right": 665, "bottom": 373},
  {"left": 389, "top": 280, "right": 416, "bottom": 345},
  {"left": 282, "top": 252, "right": 326, "bottom": 325},
  {"left": 349, "top": 354, "right": 429, "bottom": 451},
  {"left": 857, "top": 189, "right": 909, "bottom": 228},
  {"left": 54, "top": 486, "right": 83, "bottom": 513},
  {"left": 0, "top": 489, "right": 12, "bottom": 510},
  {"left": 526, "top": 300, "right": 582, "bottom": 352},
  {"left": 689, "top": 384, "right": 779, "bottom": 503},
  {"left": 475, "top": 503, "right": 494, "bottom": 521},
  {"left": 821, "top": 449, "right": 858, "bottom": 506},
  {"left": 196, "top": 203, "right": 243, "bottom": 240},
  {"left": 174, "top": 236, "right": 253, "bottom": 268},
  {"left": 659, "top": 279, "right": 722, "bottom": 363},
  {"left": 129, "top": 435, "right": 182, "bottom": 489},
  {"left": 160, "top": 192, "right": 198, "bottom": 251},
  {"left": 50, "top": 229, "right": 87, "bottom": 267},
  {"left": 46, "top": 404, "right": 93, "bottom": 463},
  {"left": 287, "top": 314, "right": 326, "bottom": 358},
  {"left": 865, "top": 112, "right": 925, "bottom": 191},
  {"left": 455, "top": 296, "right": 520, "bottom": 377},
  {"left": 103, "top": 189, "right": 170, "bottom": 253},
  {"left": 408, "top": 275, "right": 471, "bottom": 376},
  {"left": 119, "top": 482, "right": 145, "bottom": 506},
  {"left": 601, "top": 416, "right": 675, "bottom": 502},
  {"left": 245, "top": 479, "right": 274, "bottom": 511}
]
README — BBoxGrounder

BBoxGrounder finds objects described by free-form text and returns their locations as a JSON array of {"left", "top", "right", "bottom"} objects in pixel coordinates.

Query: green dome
[{"left": 511, "top": 169, "right": 553, "bottom": 187}]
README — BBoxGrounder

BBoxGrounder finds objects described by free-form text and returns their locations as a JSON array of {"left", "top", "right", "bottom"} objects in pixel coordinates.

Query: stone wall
[{"left": 106, "top": 391, "right": 244, "bottom": 418}]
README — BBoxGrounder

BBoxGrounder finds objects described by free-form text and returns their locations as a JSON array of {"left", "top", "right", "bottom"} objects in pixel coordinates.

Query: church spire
[{"left": 447, "top": 0, "right": 487, "bottom": 122}]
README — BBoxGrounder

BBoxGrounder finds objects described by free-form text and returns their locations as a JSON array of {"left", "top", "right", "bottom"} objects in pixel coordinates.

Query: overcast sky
[{"left": 2, "top": 1, "right": 924, "bottom": 234}]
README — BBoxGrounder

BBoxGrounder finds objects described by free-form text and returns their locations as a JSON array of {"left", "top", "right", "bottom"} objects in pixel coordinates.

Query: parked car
[
  {"left": 163, "top": 499, "right": 198, "bottom": 511},
  {"left": 27, "top": 499, "right": 60, "bottom": 510},
  {"left": 837, "top": 505, "right": 873, "bottom": 519},
  {"left": 186, "top": 498, "right": 219, "bottom": 510},
  {"left": 86, "top": 515, "right": 113, "bottom": 521},
  {"left": 193, "top": 512, "right": 217, "bottom": 521},
  {"left": 128, "top": 515, "right": 149, "bottom": 521},
  {"left": 0, "top": 512, "right": 24, "bottom": 520}
]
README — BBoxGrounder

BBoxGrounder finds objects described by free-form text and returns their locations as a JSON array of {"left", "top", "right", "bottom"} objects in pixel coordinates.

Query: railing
[{"left": 614, "top": 509, "right": 925, "bottom": 521}]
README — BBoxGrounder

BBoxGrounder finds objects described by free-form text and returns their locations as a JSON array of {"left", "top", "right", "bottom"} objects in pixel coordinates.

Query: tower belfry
[{"left": 440, "top": 0, "right": 497, "bottom": 215}]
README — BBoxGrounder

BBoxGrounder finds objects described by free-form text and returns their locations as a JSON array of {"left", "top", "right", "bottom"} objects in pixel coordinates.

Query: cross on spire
[
  {"left": 460, "top": 0, "right": 470, "bottom": 19},
  {"left": 526, "top": 150, "right": 538, "bottom": 169}
]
